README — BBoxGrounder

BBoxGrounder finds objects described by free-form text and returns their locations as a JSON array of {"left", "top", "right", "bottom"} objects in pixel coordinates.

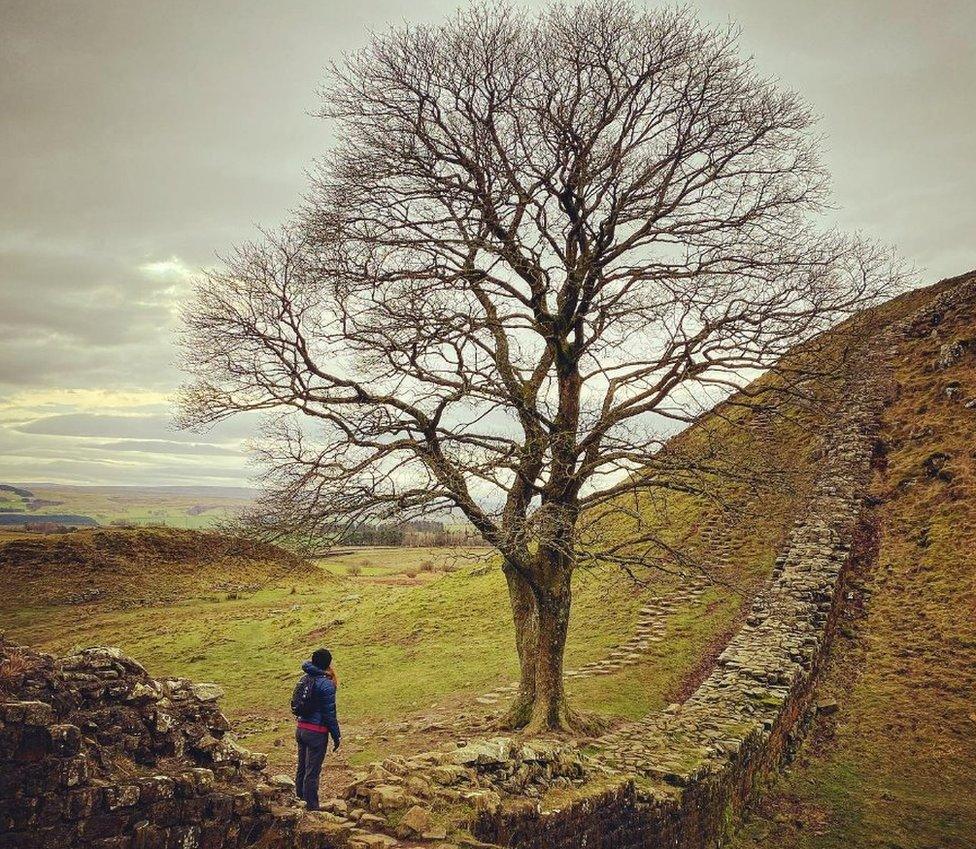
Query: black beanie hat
[{"left": 311, "top": 648, "right": 332, "bottom": 670}]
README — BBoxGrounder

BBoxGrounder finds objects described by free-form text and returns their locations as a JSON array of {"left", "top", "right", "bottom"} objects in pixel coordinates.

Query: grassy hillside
[
  {"left": 0, "top": 360, "right": 826, "bottom": 781},
  {"left": 0, "top": 526, "right": 310, "bottom": 608},
  {"left": 734, "top": 272, "right": 976, "bottom": 848},
  {"left": 0, "top": 303, "right": 859, "bottom": 782}
]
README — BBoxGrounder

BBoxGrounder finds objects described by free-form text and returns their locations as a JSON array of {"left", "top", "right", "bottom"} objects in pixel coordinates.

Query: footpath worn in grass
[{"left": 733, "top": 275, "right": 976, "bottom": 849}]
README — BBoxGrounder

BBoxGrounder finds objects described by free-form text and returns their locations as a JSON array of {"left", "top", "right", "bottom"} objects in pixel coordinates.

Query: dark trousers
[{"left": 295, "top": 727, "right": 328, "bottom": 810}]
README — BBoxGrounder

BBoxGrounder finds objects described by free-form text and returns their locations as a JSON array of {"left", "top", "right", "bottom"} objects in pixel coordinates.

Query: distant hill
[
  {"left": 0, "top": 526, "right": 317, "bottom": 607},
  {"left": 0, "top": 484, "right": 256, "bottom": 530},
  {"left": 0, "top": 513, "right": 97, "bottom": 527}
]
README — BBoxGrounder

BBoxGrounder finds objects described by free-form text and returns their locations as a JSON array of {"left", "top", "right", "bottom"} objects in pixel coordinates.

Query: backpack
[{"left": 291, "top": 674, "right": 316, "bottom": 718}]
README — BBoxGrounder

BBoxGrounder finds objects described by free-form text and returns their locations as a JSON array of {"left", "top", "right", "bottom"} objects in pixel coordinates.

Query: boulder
[
  {"left": 296, "top": 812, "right": 353, "bottom": 846},
  {"left": 396, "top": 804, "right": 431, "bottom": 837},
  {"left": 449, "top": 738, "right": 510, "bottom": 766},
  {"left": 368, "top": 784, "right": 409, "bottom": 812}
]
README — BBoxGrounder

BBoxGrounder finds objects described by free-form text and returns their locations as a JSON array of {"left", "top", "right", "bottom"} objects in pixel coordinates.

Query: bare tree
[{"left": 178, "top": 2, "right": 899, "bottom": 731}]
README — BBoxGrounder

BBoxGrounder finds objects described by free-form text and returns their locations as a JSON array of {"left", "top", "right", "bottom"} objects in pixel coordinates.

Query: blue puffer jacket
[{"left": 297, "top": 661, "right": 340, "bottom": 744}]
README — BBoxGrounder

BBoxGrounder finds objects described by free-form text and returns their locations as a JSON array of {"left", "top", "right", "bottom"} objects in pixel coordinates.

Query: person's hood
[{"left": 302, "top": 661, "right": 326, "bottom": 677}]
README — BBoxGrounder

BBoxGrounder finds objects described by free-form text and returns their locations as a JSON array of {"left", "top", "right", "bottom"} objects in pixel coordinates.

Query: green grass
[
  {"left": 3, "top": 276, "right": 915, "bottom": 789},
  {"left": 0, "top": 491, "right": 24, "bottom": 511},
  {"left": 0, "top": 311, "right": 828, "bottom": 774},
  {"left": 2, "top": 537, "right": 750, "bottom": 770}
]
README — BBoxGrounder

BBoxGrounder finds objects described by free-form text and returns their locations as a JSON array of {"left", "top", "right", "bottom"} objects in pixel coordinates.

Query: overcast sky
[{"left": 1, "top": 0, "right": 974, "bottom": 486}]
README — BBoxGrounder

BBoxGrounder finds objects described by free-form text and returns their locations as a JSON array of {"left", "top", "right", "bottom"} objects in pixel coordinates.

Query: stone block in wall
[
  {"left": 203, "top": 791, "right": 234, "bottom": 820},
  {"left": 16, "top": 724, "right": 51, "bottom": 762},
  {"left": 60, "top": 753, "right": 92, "bottom": 787},
  {"left": 147, "top": 798, "right": 181, "bottom": 828},
  {"left": 138, "top": 775, "right": 176, "bottom": 805},
  {"left": 163, "top": 824, "right": 200, "bottom": 849},
  {"left": 180, "top": 795, "right": 208, "bottom": 823},
  {"left": 131, "top": 820, "right": 166, "bottom": 849},
  {"left": 49, "top": 723, "right": 82, "bottom": 756},
  {"left": 294, "top": 811, "right": 353, "bottom": 847},
  {"left": 63, "top": 786, "right": 103, "bottom": 821},
  {"left": 104, "top": 784, "right": 142, "bottom": 810},
  {"left": 2, "top": 700, "right": 54, "bottom": 725},
  {"left": 231, "top": 790, "right": 255, "bottom": 816},
  {"left": 82, "top": 811, "right": 136, "bottom": 841}
]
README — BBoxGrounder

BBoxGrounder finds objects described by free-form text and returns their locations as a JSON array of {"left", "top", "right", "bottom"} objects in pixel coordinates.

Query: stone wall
[
  {"left": 471, "top": 360, "right": 883, "bottom": 849},
  {"left": 0, "top": 643, "right": 299, "bottom": 849}
]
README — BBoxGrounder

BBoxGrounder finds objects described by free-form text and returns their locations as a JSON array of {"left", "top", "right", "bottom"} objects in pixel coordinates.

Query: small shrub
[
  {"left": 420, "top": 559, "right": 436, "bottom": 572},
  {"left": 347, "top": 564, "right": 362, "bottom": 577},
  {"left": 404, "top": 568, "right": 419, "bottom": 578}
]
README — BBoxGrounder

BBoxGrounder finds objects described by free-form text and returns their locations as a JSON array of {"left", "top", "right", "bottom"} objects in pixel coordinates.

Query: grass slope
[
  {"left": 0, "top": 304, "right": 872, "bottom": 782},
  {"left": 734, "top": 273, "right": 976, "bottom": 849},
  {"left": 0, "top": 526, "right": 310, "bottom": 609}
]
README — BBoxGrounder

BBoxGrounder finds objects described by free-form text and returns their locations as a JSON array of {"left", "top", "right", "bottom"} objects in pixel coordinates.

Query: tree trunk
[
  {"left": 499, "top": 552, "right": 584, "bottom": 733},
  {"left": 498, "top": 562, "right": 539, "bottom": 729},
  {"left": 524, "top": 581, "right": 575, "bottom": 732}
]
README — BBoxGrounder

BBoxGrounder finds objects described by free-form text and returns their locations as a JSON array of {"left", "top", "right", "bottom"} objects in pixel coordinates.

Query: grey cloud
[
  {"left": 1, "top": 455, "right": 252, "bottom": 487},
  {"left": 14, "top": 413, "right": 253, "bottom": 443},
  {"left": 91, "top": 440, "right": 239, "bottom": 457},
  {"left": 0, "top": 337, "right": 183, "bottom": 389}
]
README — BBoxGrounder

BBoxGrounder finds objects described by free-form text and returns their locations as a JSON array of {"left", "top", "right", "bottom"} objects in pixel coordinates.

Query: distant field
[{"left": 0, "top": 483, "right": 254, "bottom": 528}]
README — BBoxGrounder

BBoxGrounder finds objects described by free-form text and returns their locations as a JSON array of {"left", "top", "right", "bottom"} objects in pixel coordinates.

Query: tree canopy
[{"left": 179, "top": 2, "right": 900, "bottom": 730}]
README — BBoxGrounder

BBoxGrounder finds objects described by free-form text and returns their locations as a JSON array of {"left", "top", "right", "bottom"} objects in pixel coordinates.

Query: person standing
[{"left": 292, "top": 648, "right": 340, "bottom": 810}]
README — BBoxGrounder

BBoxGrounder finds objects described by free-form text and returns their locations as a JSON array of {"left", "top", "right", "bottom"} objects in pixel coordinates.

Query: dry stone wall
[
  {"left": 0, "top": 646, "right": 586, "bottom": 849},
  {"left": 0, "top": 643, "right": 299, "bottom": 849},
  {"left": 472, "top": 365, "right": 883, "bottom": 848}
]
